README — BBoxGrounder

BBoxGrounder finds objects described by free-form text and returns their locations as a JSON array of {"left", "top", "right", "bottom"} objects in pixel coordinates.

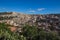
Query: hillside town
[
  {"left": 0, "top": 12, "right": 60, "bottom": 33},
  {"left": 0, "top": 12, "right": 60, "bottom": 40}
]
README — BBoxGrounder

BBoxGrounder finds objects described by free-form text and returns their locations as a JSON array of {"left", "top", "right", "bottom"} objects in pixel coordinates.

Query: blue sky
[{"left": 0, "top": 0, "right": 60, "bottom": 14}]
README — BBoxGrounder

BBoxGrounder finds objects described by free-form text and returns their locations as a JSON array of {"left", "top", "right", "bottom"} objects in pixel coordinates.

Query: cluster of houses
[
  {"left": 0, "top": 12, "right": 60, "bottom": 33},
  {"left": 25, "top": 14, "right": 60, "bottom": 33}
]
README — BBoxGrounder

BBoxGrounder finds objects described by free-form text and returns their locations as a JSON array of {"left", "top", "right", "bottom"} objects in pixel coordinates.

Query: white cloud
[
  {"left": 27, "top": 8, "right": 36, "bottom": 13},
  {"left": 2, "top": 8, "right": 6, "bottom": 9},
  {"left": 27, "top": 8, "right": 46, "bottom": 13},
  {"left": 0, "top": 8, "right": 6, "bottom": 10},
  {"left": 37, "top": 8, "right": 45, "bottom": 11},
  {"left": 28, "top": 10, "right": 36, "bottom": 13}
]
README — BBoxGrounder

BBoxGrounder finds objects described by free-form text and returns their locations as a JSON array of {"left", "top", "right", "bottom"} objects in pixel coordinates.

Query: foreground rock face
[{"left": 0, "top": 12, "right": 60, "bottom": 32}]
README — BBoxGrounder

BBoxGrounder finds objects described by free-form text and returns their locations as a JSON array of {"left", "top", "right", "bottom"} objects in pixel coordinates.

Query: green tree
[
  {"left": 46, "top": 32, "right": 60, "bottom": 40},
  {"left": 0, "top": 23, "right": 21, "bottom": 40},
  {"left": 22, "top": 25, "right": 38, "bottom": 40}
]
